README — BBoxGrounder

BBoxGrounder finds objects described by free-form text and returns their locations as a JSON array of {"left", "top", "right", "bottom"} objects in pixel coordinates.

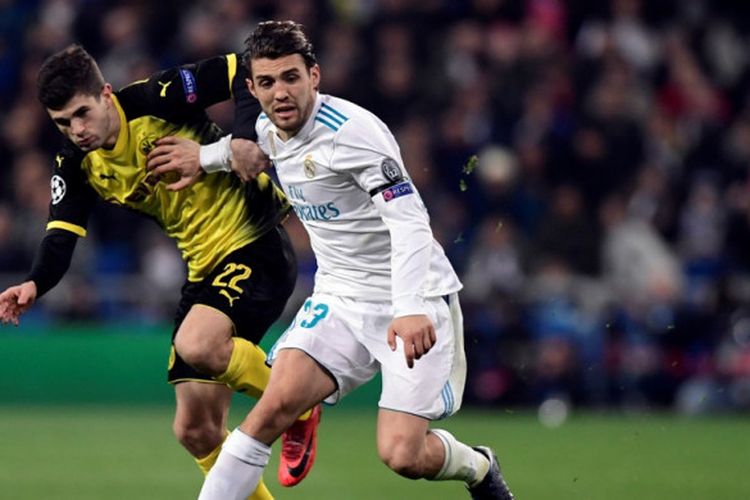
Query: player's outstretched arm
[
  {"left": 2, "top": 231, "right": 87, "bottom": 326},
  {"left": 0, "top": 281, "right": 37, "bottom": 326}
]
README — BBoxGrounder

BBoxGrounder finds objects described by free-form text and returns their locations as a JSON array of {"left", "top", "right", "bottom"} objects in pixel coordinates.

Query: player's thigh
[
  {"left": 171, "top": 234, "right": 295, "bottom": 378},
  {"left": 174, "top": 304, "right": 235, "bottom": 359},
  {"left": 267, "top": 348, "right": 337, "bottom": 407}
]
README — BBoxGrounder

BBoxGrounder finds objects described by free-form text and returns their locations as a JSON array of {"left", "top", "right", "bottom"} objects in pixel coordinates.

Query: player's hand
[
  {"left": 0, "top": 281, "right": 37, "bottom": 326},
  {"left": 230, "top": 138, "right": 270, "bottom": 182},
  {"left": 387, "top": 315, "right": 437, "bottom": 369},
  {"left": 146, "top": 136, "right": 203, "bottom": 191}
]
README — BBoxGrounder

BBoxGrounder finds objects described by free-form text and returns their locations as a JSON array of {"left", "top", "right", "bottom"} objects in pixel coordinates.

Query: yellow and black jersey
[{"left": 46, "top": 54, "right": 290, "bottom": 282}]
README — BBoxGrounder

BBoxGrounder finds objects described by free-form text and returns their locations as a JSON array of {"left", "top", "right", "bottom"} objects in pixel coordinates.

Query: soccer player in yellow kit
[{"left": 0, "top": 44, "right": 320, "bottom": 499}]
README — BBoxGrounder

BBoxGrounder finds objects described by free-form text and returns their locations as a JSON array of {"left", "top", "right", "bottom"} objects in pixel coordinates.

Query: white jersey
[{"left": 255, "top": 93, "right": 461, "bottom": 317}]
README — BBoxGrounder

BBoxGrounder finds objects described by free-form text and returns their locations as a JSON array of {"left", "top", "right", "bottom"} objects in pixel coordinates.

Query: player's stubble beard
[{"left": 277, "top": 90, "right": 317, "bottom": 140}]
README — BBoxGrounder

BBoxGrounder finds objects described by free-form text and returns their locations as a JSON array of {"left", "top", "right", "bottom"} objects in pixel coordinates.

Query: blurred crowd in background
[{"left": 2, "top": 0, "right": 750, "bottom": 415}]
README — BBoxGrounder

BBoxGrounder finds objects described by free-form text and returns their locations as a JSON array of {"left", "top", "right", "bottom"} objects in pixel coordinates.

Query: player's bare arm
[
  {"left": 0, "top": 281, "right": 38, "bottom": 326},
  {"left": 146, "top": 136, "right": 203, "bottom": 191},
  {"left": 387, "top": 314, "right": 437, "bottom": 368}
]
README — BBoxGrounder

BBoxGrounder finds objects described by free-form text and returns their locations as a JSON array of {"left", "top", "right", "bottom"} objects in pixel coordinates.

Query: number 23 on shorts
[{"left": 300, "top": 299, "right": 329, "bottom": 329}]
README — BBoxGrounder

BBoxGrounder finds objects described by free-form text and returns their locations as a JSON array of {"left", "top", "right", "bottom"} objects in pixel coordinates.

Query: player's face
[
  {"left": 247, "top": 54, "right": 320, "bottom": 140},
  {"left": 47, "top": 84, "right": 118, "bottom": 152}
]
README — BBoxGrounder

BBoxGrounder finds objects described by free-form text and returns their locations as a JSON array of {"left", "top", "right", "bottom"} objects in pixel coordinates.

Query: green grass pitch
[{"left": 0, "top": 405, "right": 747, "bottom": 499}]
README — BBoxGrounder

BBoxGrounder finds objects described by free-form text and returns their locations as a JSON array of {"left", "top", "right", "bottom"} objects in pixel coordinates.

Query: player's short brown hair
[
  {"left": 243, "top": 20, "right": 317, "bottom": 74},
  {"left": 37, "top": 44, "right": 105, "bottom": 110}
]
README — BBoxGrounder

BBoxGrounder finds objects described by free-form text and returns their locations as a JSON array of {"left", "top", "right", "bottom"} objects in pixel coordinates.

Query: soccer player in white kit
[{"left": 193, "top": 21, "right": 514, "bottom": 500}]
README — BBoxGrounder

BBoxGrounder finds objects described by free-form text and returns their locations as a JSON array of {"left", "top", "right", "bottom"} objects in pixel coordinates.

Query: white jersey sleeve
[
  {"left": 199, "top": 134, "right": 233, "bottom": 173},
  {"left": 372, "top": 189, "right": 435, "bottom": 316},
  {"left": 331, "top": 118, "right": 436, "bottom": 316}
]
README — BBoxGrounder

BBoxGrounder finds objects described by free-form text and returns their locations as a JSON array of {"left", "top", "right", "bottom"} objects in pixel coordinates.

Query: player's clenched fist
[
  {"left": 0, "top": 281, "right": 37, "bottom": 326},
  {"left": 230, "top": 138, "right": 269, "bottom": 181},
  {"left": 387, "top": 315, "right": 437, "bottom": 369}
]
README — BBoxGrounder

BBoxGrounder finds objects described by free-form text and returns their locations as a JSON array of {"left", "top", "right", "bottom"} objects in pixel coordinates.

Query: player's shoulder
[
  {"left": 115, "top": 74, "right": 160, "bottom": 114},
  {"left": 115, "top": 66, "right": 184, "bottom": 121},
  {"left": 317, "top": 94, "right": 386, "bottom": 138},
  {"left": 115, "top": 56, "right": 227, "bottom": 120}
]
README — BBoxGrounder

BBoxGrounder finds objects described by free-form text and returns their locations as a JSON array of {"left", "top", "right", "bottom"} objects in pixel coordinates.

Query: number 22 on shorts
[
  {"left": 300, "top": 299, "right": 329, "bottom": 329},
  {"left": 212, "top": 263, "right": 252, "bottom": 306}
]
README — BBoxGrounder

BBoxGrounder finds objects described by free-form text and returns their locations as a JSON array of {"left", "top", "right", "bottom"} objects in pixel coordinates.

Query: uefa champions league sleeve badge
[
  {"left": 381, "top": 158, "right": 403, "bottom": 182},
  {"left": 51, "top": 175, "right": 67, "bottom": 205}
]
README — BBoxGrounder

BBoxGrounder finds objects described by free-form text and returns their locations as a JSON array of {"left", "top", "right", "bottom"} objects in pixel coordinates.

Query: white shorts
[{"left": 267, "top": 292, "right": 466, "bottom": 420}]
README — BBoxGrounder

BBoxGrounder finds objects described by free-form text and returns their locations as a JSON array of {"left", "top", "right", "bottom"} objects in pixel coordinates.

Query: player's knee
[
  {"left": 379, "top": 437, "right": 423, "bottom": 479},
  {"left": 173, "top": 418, "right": 223, "bottom": 458},
  {"left": 174, "top": 335, "right": 227, "bottom": 376}
]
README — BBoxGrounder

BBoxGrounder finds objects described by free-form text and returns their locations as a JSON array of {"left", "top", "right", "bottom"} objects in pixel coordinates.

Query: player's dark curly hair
[
  {"left": 242, "top": 20, "right": 317, "bottom": 74},
  {"left": 37, "top": 44, "right": 105, "bottom": 110}
]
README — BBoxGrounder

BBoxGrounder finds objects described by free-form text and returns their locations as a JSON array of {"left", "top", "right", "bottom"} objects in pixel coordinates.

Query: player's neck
[
  {"left": 276, "top": 129, "right": 296, "bottom": 141},
  {"left": 101, "top": 101, "right": 121, "bottom": 150}
]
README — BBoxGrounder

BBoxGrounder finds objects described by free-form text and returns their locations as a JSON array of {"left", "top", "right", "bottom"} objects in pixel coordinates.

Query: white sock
[
  {"left": 197, "top": 428, "right": 271, "bottom": 500},
  {"left": 431, "top": 429, "right": 490, "bottom": 487}
]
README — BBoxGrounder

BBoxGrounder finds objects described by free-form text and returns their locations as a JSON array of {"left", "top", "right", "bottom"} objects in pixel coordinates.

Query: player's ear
[
  {"left": 310, "top": 64, "right": 320, "bottom": 91},
  {"left": 246, "top": 77, "right": 257, "bottom": 98},
  {"left": 100, "top": 83, "right": 114, "bottom": 101}
]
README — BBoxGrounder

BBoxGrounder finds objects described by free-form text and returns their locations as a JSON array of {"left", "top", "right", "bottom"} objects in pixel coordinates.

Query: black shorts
[{"left": 167, "top": 225, "right": 297, "bottom": 383}]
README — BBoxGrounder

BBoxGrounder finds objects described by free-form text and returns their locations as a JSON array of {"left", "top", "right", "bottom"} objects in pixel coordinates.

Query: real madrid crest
[{"left": 303, "top": 155, "right": 316, "bottom": 178}]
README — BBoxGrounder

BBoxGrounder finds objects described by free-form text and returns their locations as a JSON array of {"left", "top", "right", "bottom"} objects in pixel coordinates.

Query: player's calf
[
  {"left": 378, "top": 434, "right": 430, "bottom": 479},
  {"left": 173, "top": 417, "right": 226, "bottom": 458}
]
